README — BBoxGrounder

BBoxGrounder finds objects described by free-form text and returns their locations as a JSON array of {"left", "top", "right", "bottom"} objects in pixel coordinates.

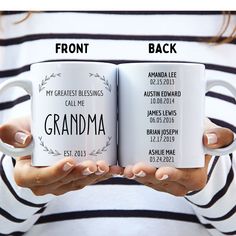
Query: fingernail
[
  {"left": 158, "top": 174, "right": 169, "bottom": 181},
  {"left": 95, "top": 166, "right": 105, "bottom": 176},
  {"left": 206, "top": 133, "right": 218, "bottom": 145},
  {"left": 63, "top": 162, "right": 74, "bottom": 172},
  {"left": 15, "top": 132, "right": 29, "bottom": 145},
  {"left": 134, "top": 170, "right": 146, "bottom": 177},
  {"left": 82, "top": 167, "right": 94, "bottom": 176},
  {"left": 127, "top": 174, "right": 136, "bottom": 179}
]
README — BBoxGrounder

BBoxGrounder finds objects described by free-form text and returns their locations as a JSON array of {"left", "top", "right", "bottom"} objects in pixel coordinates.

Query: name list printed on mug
[{"left": 144, "top": 70, "right": 181, "bottom": 163}]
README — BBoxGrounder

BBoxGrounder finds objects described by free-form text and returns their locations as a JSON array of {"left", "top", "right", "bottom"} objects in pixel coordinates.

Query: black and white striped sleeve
[
  {"left": 185, "top": 152, "right": 236, "bottom": 235},
  {"left": 0, "top": 153, "right": 54, "bottom": 235}
]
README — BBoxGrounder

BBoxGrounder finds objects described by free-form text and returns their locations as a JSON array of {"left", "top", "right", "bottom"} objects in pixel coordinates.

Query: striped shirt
[{"left": 0, "top": 11, "right": 235, "bottom": 236}]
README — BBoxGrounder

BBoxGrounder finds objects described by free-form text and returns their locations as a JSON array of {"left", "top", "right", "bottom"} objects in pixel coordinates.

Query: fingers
[
  {"left": 26, "top": 160, "right": 112, "bottom": 196},
  {"left": 14, "top": 131, "right": 32, "bottom": 148},
  {"left": 122, "top": 162, "right": 208, "bottom": 195},
  {"left": 155, "top": 166, "right": 182, "bottom": 182},
  {"left": 50, "top": 160, "right": 107, "bottom": 188},
  {"left": 95, "top": 160, "right": 110, "bottom": 176},
  {"left": 132, "top": 162, "right": 156, "bottom": 182},
  {"left": 14, "top": 157, "right": 77, "bottom": 187},
  {"left": 155, "top": 166, "right": 207, "bottom": 191},
  {"left": 0, "top": 122, "right": 32, "bottom": 148},
  {"left": 32, "top": 171, "right": 95, "bottom": 196},
  {"left": 147, "top": 180, "right": 188, "bottom": 196},
  {"left": 123, "top": 163, "right": 189, "bottom": 196},
  {"left": 109, "top": 165, "right": 124, "bottom": 176},
  {"left": 48, "top": 180, "right": 86, "bottom": 196},
  {"left": 203, "top": 127, "right": 234, "bottom": 148},
  {"left": 123, "top": 162, "right": 156, "bottom": 179},
  {"left": 123, "top": 165, "right": 135, "bottom": 178},
  {"left": 51, "top": 170, "right": 109, "bottom": 196}
]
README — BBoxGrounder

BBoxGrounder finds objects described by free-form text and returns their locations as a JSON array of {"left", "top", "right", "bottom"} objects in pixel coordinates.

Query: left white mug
[{"left": 0, "top": 61, "right": 117, "bottom": 166}]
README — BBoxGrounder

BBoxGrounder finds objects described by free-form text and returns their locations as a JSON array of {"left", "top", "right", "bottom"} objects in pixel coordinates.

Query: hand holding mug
[
  {"left": 0, "top": 117, "right": 123, "bottom": 196},
  {"left": 123, "top": 118, "right": 234, "bottom": 196}
]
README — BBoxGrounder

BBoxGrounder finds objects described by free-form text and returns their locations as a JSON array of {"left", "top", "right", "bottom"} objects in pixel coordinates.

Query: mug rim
[
  {"left": 31, "top": 61, "right": 116, "bottom": 69},
  {"left": 118, "top": 62, "right": 205, "bottom": 68}
]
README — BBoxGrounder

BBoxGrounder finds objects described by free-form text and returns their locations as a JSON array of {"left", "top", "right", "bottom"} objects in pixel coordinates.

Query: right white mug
[{"left": 118, "top": 63, "right": 236, "bottom": 168}]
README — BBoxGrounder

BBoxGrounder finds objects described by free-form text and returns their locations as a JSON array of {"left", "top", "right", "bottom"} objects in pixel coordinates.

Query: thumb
[
  {"left": 0, "top": 123, "right": 32, "bottom": 148},
  {"left": 203, "top": 127, "right": 234, "bottom": 149}
]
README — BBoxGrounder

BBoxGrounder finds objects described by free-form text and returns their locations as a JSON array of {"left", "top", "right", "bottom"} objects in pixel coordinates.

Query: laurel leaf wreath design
[
  {"left": 89, "top": 73, "right": 112, "bottom": 92},
  {"left": 38, "top": 136, "right": 61, "bottom": 156},
  {"left": 89, "top": 136, "right": 112, "bottom": 156},
  {"left": 39, "top": 73, "right": 61, "bottom": 92}
]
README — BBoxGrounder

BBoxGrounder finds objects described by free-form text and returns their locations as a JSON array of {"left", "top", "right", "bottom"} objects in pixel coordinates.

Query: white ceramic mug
[
  {"left": 118, "top": 63, "right": 236, "bottom": 168},
  {"left": 0, "top": 62, "right": 117, "bottom": 166}
]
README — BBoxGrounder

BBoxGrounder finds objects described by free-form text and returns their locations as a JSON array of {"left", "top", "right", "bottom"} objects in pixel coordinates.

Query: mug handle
[
  {"left": 0, "top": 78, "right": 34, "bottom": 157},
  {"left": 205, "top": 80, "right": 236, "bottom": 156}
]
